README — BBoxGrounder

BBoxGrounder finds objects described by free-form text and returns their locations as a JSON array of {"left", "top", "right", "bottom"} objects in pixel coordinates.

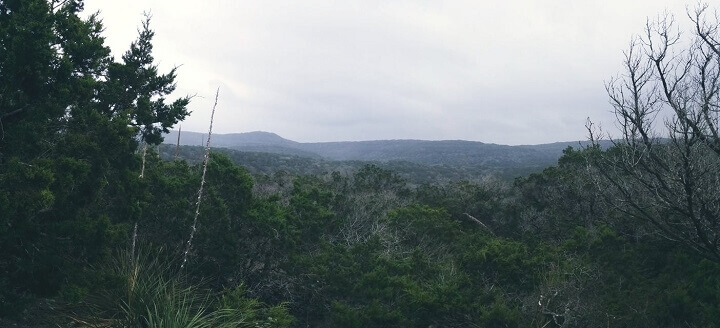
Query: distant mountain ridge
[
  {"left": 163, "top": 130, "right": 597, "bottom": 169},
  {"left": 172, "top": 131, "right": 297, "bottom": 147}
]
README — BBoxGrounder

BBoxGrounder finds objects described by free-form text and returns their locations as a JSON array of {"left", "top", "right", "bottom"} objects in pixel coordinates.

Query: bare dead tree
[
  {"left": 589, "top": 4, "right": 720, "bottom": 262},
  {"left": 463, "top": 213, "right": 495, "bottom": 236},
  {"left": 530, "top": 255, "right": 601, "bottom": 328}
]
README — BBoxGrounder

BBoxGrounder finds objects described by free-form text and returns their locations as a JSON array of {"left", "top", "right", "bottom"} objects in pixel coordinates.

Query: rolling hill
[
  {"left": 163, "top": 131, "right": 593, "bottom": 168},
  {"left": 161, "top": 131, "right": 603, "bottom": 181}
]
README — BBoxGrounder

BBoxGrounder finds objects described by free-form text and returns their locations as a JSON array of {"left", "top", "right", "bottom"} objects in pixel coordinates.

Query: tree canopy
[{"left": 2, "top": 1, "right": 720, "bottom": 327}]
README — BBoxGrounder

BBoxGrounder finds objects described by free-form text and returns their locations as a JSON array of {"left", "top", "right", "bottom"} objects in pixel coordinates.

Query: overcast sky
[{"left": 83, "top": 0, "right": 692, "bottom": 145}]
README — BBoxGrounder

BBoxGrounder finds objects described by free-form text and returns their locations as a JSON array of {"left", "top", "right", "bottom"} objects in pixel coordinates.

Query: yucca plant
[{"left": 74, "top": 248, "right": 292, "bottom": 328}]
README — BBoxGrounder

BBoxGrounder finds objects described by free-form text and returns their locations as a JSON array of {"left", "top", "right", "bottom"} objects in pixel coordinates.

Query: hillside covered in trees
[
  {"left": 3, "top": 1, "right": 720, "bottom": 327},
  {"left": 163, "top": 130, "right": 604, "bottom": 170},
  {"left": 159, "top": 131, "right": 613, "bottom": 183},
  {"left": 156, "top": 143, "right": 566, "bottom": 184}
]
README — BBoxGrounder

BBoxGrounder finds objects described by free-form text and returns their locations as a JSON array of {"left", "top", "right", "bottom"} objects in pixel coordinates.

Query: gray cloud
[{"left": 83, "top": 0, "right": 691, "bottom": 144}]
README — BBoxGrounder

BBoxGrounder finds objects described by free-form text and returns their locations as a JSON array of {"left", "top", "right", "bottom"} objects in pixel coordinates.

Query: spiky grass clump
[{"left": 76, "top": 249, "right": 292, "bottom": 328}]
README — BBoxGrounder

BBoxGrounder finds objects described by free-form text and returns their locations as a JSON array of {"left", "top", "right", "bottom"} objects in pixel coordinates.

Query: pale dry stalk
[
  {"left": 139, "top": 143, "right": 148, "bottom": 178},
  {"left": 132, "top": 142, "right": 148, "bottom": 267},
  {"left": 181, "top": 88, "right": 219, "bottom": 269},
  {"left": 175, "top": 125, "right": 182, "bottom": 160}
]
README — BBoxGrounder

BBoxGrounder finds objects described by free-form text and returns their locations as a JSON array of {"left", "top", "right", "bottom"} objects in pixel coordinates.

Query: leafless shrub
[{"left": 589, "top": 3, "right": 720, "bottom": 262}]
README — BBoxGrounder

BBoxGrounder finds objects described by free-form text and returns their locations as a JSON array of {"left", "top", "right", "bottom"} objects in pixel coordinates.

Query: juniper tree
[{"left": 0, "top": 0, "right": 189, "bottom": 311}]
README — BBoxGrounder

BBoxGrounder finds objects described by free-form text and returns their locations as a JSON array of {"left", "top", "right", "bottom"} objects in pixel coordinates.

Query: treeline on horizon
[
  {"left": 157, "top": 144, "right": 549, "bottom": 184},
  {"left": 2, "top": 1, "right": 720, "bottom": 327}
]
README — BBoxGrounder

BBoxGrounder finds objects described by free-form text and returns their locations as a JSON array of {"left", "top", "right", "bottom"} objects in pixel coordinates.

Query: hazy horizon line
[{"left": 164, "top": 129, "right": 599, "bottom": 147}]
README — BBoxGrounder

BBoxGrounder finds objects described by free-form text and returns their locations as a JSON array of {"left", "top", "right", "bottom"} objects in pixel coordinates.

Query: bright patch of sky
[{"left": 84, "top": 0, "right": 692, "bottom": 144}]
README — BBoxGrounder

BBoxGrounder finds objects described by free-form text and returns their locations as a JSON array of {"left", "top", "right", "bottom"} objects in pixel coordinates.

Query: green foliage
[
  {"left": 218, "top": 286, "right": 294, "bottom": 328},
  {"left": 3, "top": 1, "right": 720, "bottom": 327},
  {"left": 0, "top": 0, "right": 187, "bottom": 317},
  {"left": 162, "top": 143, "right": 549, "bottom": 185},
  {"left": 98, "top": 15, "right": 190, "bottom": 145},
  {"left": 77, "top": 249, "right": 292, "bottom": 328},
  {"left": 287, "top": 176, "right": 337, "bottom": 246}
]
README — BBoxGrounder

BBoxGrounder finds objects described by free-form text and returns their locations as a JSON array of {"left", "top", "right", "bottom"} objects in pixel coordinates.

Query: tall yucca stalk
[
  {"left": 139, "top": 142, "right": 148, "bottom": 178},
  {"left": 133, "top": 141, "right": 149, "bottom": 266},
  {"left": 175, "top": 125, "right": 182, "bottom": 160},
  {"left": 181, "top": 89, "right": 219, "bottom": 269}
]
